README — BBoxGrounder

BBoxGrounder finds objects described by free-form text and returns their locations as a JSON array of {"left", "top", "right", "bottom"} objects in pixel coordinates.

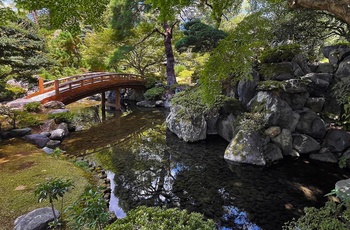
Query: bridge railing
[{"left": 26, "top": 72, "right": 146, "bottom": 99}]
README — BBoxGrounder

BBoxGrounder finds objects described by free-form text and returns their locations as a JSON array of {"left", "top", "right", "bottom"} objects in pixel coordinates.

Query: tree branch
[{"left": 134, "top": 28, "right": 165, "bottom": 47}]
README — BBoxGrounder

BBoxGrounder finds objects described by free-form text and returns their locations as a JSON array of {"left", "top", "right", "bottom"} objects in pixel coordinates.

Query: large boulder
[
  {"left": 322, "top": 45, "right": 350, "bottom": 65},
  {"left": 248, "top": 91, "right": 300, "bottom": 131},
  {"left": 323, "top": 129, "right": 350, "bottom": 153},
  {"left": 166, "top": 105, "right": 207, "bottom": 142},
  {"left": 237, "top": 70, "right": 259, "bottom": 108},
  {"left": 0, "top": 128, "right": 31, "bottom": 139},
  {"left": 14, "top": 207, "right": 60, "bottom": 230},
  {"left": 292, "top": 54, "right": 311, "bottom": 75},
  {"left": 22, "top": 134, "right": 50, "bottom": 148},
  {"left": 292, "top": 134, "right": 321, "bottom": 154},
  {"left": 224, "top": 130, "right": 266, "bottom": 166},
  {"left": 295, "top": 109, "right": 327, "bottom": 139}
]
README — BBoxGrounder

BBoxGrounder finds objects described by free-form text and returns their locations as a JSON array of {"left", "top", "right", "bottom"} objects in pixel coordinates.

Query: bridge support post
[
  {"left": 54, "top": 79, "right": 59, "bottom": 96},
  {"left": 115, "top": 87, "right": 121, "bottom": 110},
  {"left": 101, "top": 91, "right": 106, "bottom": 121},
  {"left": 38, "top": 77, "right": 44, "bottom": 93}
]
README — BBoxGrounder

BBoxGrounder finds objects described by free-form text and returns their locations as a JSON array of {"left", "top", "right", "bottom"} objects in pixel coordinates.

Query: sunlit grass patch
[{"left": 0, "top": 138, "right": 91, "bottom": 230}]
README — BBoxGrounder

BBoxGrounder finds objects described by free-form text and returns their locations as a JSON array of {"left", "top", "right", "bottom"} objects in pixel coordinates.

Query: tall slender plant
[{"left": 34, "top": 178, "right": 74, "bottom": 228}]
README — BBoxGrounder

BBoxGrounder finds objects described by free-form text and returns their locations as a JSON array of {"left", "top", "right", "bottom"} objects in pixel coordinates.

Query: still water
[{"left": 64, "top": 102, "right": 350, "bottom": 230}]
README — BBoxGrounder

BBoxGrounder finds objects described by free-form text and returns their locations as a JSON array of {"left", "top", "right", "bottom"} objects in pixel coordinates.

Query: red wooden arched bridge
[{"left": 26, "top": 72, "right": 147, "bottom": 109}]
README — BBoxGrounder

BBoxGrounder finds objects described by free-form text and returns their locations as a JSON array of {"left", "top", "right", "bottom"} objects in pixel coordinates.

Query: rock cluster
[{"left": 166, "top": 45, "right": 350, "bottom": 166}]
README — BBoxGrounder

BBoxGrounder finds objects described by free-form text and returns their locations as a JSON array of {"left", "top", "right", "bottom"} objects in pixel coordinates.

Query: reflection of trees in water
[
  {"left": 111, "top": 124, "right": 177, "bottom": 212},
  {"left": 110, "top": 125, "right": 350, "bottom": 230}
]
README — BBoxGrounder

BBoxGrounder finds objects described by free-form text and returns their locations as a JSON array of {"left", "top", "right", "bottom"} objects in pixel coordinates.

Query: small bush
[
  {"left": 259, "top": 44, "right": 301, "bottom": 63},
  {"left": 24, "top": 102, "right": 41, "bottom": 112},
  {"left": 48, "top": 112, "right": 74, "bottom": 124},
  {"left": 144, "top": 87, "right": 165, "bottom": 101},
  {"left": 106, "top": 206, "right": 216, "bottom": 230}
]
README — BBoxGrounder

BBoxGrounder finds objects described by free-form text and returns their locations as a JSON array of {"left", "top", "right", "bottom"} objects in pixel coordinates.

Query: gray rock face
[
  {"left": 22, "top": 134, "right": 50, "bottom": 148},
  {"left": 224, "top": 130, "right": 266, "bottom": 166},
  {"left": 264, "top": 143, "right": 283, "bottom": 163},
  {"left": 216, "top": 114, "right": 235, "bottom": 142},
  {"left": 323, "top": 129, "right": 350, "bottom": 153},
  {"left": 50, "top": 129, "right": 68, "bottom": 140},
  {"left": 166, "top": 105, "right": 207, "bottom": 142},
  {"left": 249, "top": 91, "right": 300, "bottom": 131},
  {"left": 292, "top": 134, "right": 321, "bottom": 154},
  {"left": 335, "top": 56, "right": 350, "bottom": 80},
  {"left": 295, "top": 110, "right": 327, "bottom": 139},
  {"left": 305, "top": 97, "right": 325, "bottom": 113},
  {"left": 237, "top": 70, "right": 259, "bottom": 108},
  {"left": 271, "top": 129, "right": 293, "bottom": 156},
  {"left": 309, "top": 152, "right": 338, "bottom": 163},
  {"left": 1, "top": 128, "right": 31, "bottom": 139},
  {"left": 14, "top": 207, "right": 60, "bottom": 230},
  {"left": 43, "top": 101, "right": 65, "bottom": 109}
]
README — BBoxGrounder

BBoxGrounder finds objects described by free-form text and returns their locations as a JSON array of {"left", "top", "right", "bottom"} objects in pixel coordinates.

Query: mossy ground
[{"left": 0, "top": 138, "right": 91, "bottom": 230}]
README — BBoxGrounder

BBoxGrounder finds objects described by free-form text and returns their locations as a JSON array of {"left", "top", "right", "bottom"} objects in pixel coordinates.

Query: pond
[{"left": 63, "top": 101, "right": 350, "bottom": 230}]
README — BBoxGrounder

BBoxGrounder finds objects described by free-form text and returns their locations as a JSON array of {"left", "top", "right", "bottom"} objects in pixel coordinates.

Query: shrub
[
  {"left": 144, "top": 87, "right": 165, "bottom": 101},
  {"left": 24, "top": 102, "right": 41, "bottom": 112},
  {"left": 259, "top": 44, "right": 301, "bottom": 63},
  {"left": 67, "top": 187, "right": 109, "bottom": 230},
  {"left": 106, "top": 206, "right": 216, "bottom": 230},
  {"left": 234, "top": 112, "right": 267, "bottom": 132},
  {"left": 48, "top": 112, "right": 74, "bottom": 124}
]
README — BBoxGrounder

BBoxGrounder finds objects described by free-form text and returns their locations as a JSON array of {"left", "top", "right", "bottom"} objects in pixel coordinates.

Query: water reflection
[{"left": 71, "top": 106, "right": 350, "bottom": 230}]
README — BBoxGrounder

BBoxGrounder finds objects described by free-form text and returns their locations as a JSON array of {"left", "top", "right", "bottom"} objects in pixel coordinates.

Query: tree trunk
[
  {"left": 288, "top": 0, "right": 350, "bottom": 25},
  {"left": 163, "top": 22, "right": 177, "bottom": 86}
]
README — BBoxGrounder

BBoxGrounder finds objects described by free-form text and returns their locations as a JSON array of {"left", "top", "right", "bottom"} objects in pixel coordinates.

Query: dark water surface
[{"left": 64, "top": 103, "right": 350, "bottom": 230}]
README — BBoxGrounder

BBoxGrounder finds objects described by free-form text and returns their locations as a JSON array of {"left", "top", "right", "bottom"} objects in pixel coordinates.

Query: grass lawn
[{"left": 0, "top": 138, "right": 92, "bottom": 230}]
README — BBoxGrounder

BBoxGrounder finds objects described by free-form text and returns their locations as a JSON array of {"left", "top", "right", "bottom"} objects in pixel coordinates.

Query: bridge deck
[{"left": 26, "top": 72, "right": 146, "bottom": 105}]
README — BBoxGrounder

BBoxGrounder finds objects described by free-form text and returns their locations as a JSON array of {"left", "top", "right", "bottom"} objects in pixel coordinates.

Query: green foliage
[
  {"left": 24, "top": 102, "right": 41, "bottom": 112},
  {"left": 67, "top": 187, "right": 109, "bottom": 230},
  {"left": 48, "top": 112, "right": 74, "bottom": 124},
  {"left": 49, "top": 31, "right": 84, "bottom": 68},
  {"left": 0, "top": 106, "right": 39, "bottom": 129},
  {"left": 175, "top": 20, "right": 227, "bottom": 52},
  {"left": 4, "top": 84, "right": 27, "bottom": 99},
  {"left": 0, "top": 20, "right": 52, "bottom": 82},
  {"left": 106, "top": 206, "right": 216, "bottom": 230},
  {"left": 82, "top": 28, "right": 117, "bottom": 71},
  {"left": 171, "top": 87, "right": 233, "bottom": 119},
  {"left": 234, "top": 112, "right": 267, "bottom": 132},
  {"left": 35, "top": 178, "right": 74, "bottom": 228},
  {"left": 200, "top": 13, "right": 271, "bottom": 105},
  {"left": 332, "top": 79, "right": 350, "bottom": 130},
  {"left": 15, "top": 0, "right": 109, "bottom": 33},
  {"left": 144, "top": 87, "right": 165, "bottom": 101},
  {"left": 283, "top": 200, "right": 350, "bottom": 230},
  {"left": 259, "top": 44, "right": 301, "bottom": 63}
]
